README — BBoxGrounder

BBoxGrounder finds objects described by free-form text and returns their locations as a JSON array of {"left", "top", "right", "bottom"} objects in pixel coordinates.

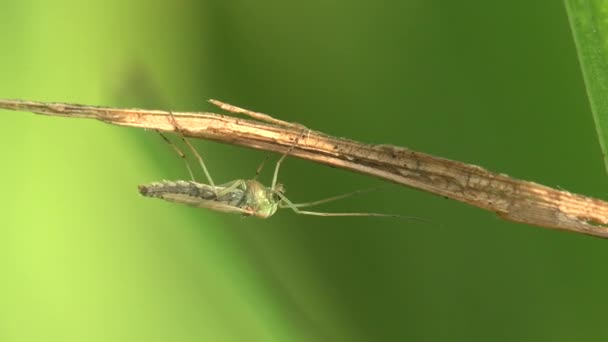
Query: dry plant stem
[{"left": 1, "top": 98, "right": 608, "bottom": 238}]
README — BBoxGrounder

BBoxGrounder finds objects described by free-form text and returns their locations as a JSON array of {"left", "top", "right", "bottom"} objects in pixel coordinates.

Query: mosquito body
[
  {"left": 138, "top": 179, "right": 283, "bottom": 218},
  {"left": 139, "top": 100, "right": 425, "bottom": 222}
]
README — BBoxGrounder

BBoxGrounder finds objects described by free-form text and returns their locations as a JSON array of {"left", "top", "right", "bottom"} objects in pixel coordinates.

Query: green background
[{"left": 1, "top": 1, "right": 607, "bottom": 341}]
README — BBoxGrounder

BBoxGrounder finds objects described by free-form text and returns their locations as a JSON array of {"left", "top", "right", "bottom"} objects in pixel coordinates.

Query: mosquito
[{"left": 138, "top": 100, "right": 428, "bottom": 222}]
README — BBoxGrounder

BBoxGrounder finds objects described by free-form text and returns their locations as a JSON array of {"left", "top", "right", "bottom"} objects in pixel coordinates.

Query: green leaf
[{"left": 566, "top": 0, "right": 608, "bottom": 172}]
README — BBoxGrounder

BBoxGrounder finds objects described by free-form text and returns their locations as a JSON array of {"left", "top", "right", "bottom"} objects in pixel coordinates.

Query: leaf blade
[{"left": 565, "top": 0, "right": 608, "bottom": 172}]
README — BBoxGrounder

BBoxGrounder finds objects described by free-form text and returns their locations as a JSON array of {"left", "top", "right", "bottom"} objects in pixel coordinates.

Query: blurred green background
[{"left": 1, "top": 1, "right": 607, "bottom": 341}]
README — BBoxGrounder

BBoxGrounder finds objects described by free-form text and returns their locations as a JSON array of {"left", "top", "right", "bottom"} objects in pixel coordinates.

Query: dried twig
[{"left": 1, "top": 98, "right": 607, "bottom": 238}]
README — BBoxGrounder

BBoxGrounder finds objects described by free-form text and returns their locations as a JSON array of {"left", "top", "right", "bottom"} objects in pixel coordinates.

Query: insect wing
[{"left": 194, "top": 199, "right": 255, "bottom": 215}]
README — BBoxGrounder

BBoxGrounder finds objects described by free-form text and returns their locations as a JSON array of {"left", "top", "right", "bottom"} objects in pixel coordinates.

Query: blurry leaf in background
[{"left": 565, "top": 0, "right": 608, "bottom": 173}]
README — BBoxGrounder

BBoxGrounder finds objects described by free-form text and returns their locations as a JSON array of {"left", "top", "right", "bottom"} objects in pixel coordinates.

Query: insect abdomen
[
  {"left": 138, "top": 180, "right": 248, "bottom": 210},
  {"left": 139, "top": 180, "right": 217, "bottom": 200}
]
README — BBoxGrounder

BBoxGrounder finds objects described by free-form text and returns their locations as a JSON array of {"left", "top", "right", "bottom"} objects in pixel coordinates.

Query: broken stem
[{"left": 1, "top": 98, "right": 607, "bottom": 238}]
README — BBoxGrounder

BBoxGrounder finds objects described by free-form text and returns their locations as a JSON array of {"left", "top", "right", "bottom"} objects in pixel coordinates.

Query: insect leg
[
  {"left": 275, "top": 191, "right": 433, "bottom": 223},
  {"left": 271, "top": 128, "right": 309, "bottom": 191},
  {"left": 155, "top": 129, "right": 195, "bottom": 181},
  {"left": 166, "top": 111, "right": 217, "bottom": 192},
  {"left": 253, "top": 154, "right": 270, "bottom": 181},
  {"left": 278, "top": 187, "right": 381, "bottom": 209}
]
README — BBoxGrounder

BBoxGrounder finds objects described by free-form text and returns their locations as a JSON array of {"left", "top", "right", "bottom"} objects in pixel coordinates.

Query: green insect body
[{"left": 138, "top": 179, "right": 283, "bottom": 218}]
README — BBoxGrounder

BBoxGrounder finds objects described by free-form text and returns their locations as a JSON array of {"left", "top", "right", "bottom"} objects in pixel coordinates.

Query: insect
[{"left": 138, "top": 100, "right": 426, "bottom": 221}]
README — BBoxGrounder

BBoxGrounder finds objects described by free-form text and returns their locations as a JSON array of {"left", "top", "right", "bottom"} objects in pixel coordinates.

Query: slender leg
[
  {"left": 278, "top": 187, "right": 381, "bottom": 209},
  {"left": 253, "top": 154, "right": 270, "bottom": 181},
  {"left": 275, "top": 191, "right": 434, "bottom": 223},
  {"left": 208, "top": 99, "right": 307, "bottom": 129},
  {"left": 166, "top": 111, "right": 217, "bottom": 192},
  {"left": 271, "top": 128, "right": 309, "bottom": 191},
  {"left": 155, "top": 129, "right": 195, "bottom": 181}
]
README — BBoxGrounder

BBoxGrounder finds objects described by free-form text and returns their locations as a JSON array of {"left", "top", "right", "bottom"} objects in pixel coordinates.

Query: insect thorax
[{"left": 242, "top": 180, "right": 280, "bottom": 218}]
